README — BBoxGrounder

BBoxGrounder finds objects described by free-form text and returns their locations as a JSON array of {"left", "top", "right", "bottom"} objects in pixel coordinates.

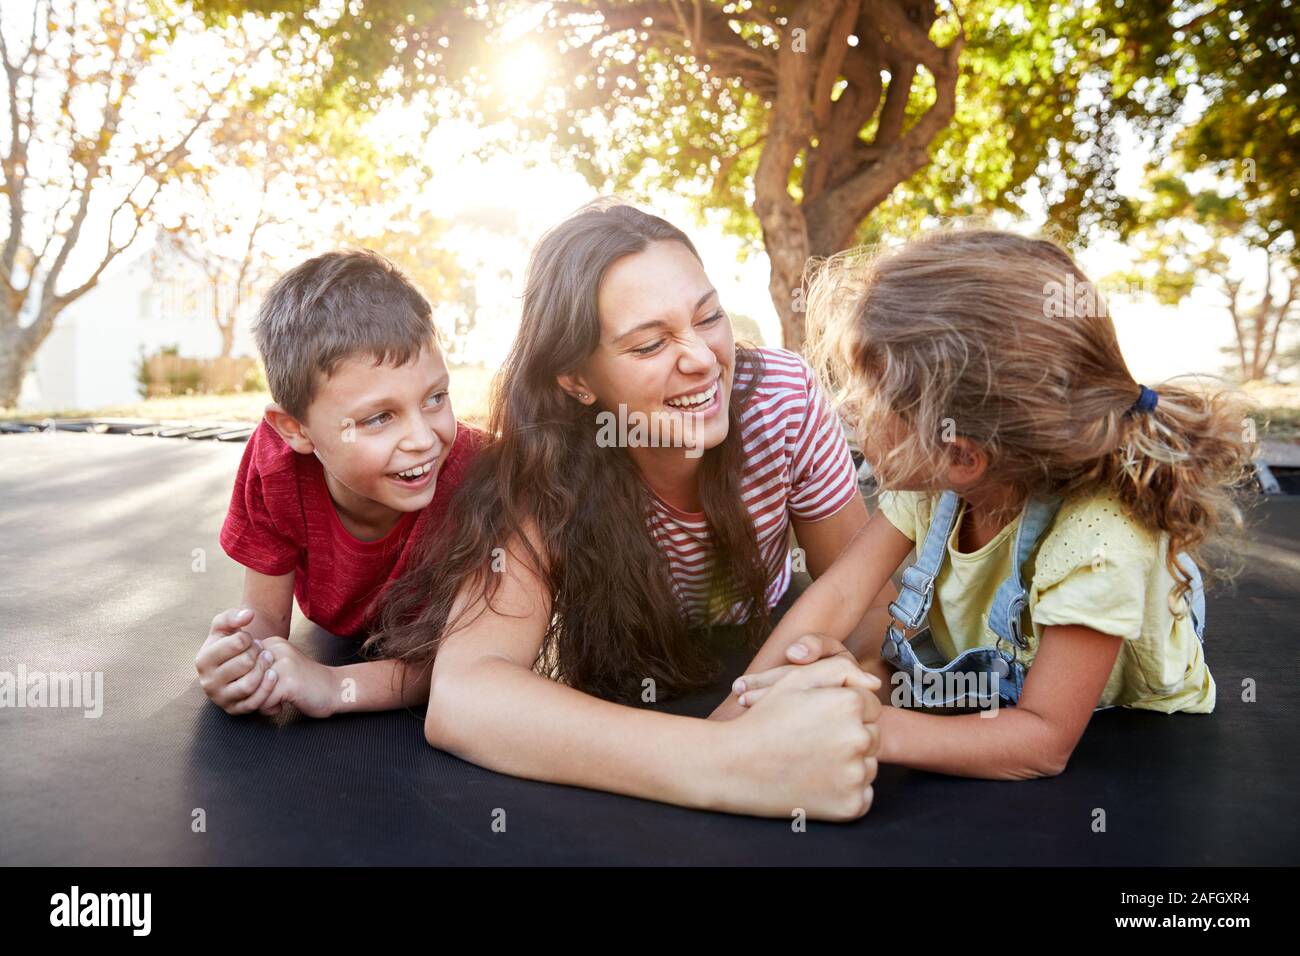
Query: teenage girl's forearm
[
  {"left": 425, "top": 654, "right": 727, "bottom": 811},
  {"left": 710, "top": 512, "right": 911, "bottom": 723},
  {"left": 765, "top": 511, "right": 913, "bottom": 651}
]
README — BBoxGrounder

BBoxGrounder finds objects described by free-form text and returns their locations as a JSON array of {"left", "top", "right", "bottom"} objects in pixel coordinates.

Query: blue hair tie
[{"left": 1132, "top": 385, "right": 1158, "bottom": 414}]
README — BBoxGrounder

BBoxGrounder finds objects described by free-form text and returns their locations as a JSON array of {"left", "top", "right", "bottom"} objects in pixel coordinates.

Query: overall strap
[
  {"left": 1176, "top": 551, "right": 1207, "bottom": 641},
  {"left": 987, "top": 494, "right": 1063, "bottom": 649},
  {"left": 887, "top": 491, "right": 962, "bottom": 630}
]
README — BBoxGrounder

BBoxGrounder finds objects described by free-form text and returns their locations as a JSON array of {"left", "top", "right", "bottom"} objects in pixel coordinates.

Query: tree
[
  {"left": 525, "top": 1, "right": 1225, "bottom": 348},
  {"left": 158, "top": 81, "right": 417, "bottom": 358},
  {"left": 209, "top": 1, "right": 1201, "bottom": 350},
  {"left": 340, "top": 209, "right": 470, "bottom": 358},
  {"left": 1119, "top": 178, "right": 1296, "bottom": 383},
  {"left": 0, "top": 0, "right": 277, "bottom": 406},
  {"left": 1114, "top": 2, "right": 1300, "bottom": 383},
  {"left": 157, "top": 167, "right": 279, "bottom": 360}
]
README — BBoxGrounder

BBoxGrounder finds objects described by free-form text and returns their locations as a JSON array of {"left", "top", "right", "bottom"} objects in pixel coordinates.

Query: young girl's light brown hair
[{"left": 805, "top": 227, "right": 1257, "bottom": 611}]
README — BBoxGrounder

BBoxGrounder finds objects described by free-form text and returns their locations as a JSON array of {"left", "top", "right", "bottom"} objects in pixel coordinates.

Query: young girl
[{"left": 727, "top": 228, "right": 1256, "bottom": 779}]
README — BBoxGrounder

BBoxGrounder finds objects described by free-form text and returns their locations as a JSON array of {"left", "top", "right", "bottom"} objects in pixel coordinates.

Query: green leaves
[{"left": 170, "top": 0, "right": 1296, "bottom": 353}]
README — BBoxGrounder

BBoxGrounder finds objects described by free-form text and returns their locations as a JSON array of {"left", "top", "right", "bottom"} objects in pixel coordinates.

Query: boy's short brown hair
[{"left": 253, "top": 249, "right": 438, "bottom": 420}]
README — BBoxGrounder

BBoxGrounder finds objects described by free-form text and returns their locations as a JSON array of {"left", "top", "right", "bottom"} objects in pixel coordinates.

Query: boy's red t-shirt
[{"left": 219, "top": 419, "right": 482, "bottom": 637}]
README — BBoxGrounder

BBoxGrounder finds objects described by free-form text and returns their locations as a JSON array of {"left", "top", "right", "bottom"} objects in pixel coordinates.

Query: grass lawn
[
  {"left": 1242, "top": 383, "right": 1300, "bottom": 441},
  {"left": 1, "top": 364, "right": 497, "bottom": 428}
]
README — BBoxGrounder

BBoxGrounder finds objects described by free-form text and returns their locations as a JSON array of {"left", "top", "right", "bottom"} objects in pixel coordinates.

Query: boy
[{"left": 196, "top": 250, "right": 480, "bottom": 718}]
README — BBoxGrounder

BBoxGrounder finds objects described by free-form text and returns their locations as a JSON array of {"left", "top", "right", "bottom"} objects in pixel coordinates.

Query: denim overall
[{"left": 880, "top": 491, "right": 1206, "bottom": 711}]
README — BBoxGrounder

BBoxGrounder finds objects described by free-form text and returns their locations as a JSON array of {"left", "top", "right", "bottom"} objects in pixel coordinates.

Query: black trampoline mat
[{"left": 2, "top": 432, "right": 1298, "bottom": 865}]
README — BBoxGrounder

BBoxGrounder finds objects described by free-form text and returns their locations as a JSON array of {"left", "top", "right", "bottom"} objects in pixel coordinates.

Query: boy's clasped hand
[{"left": 195, "top": 607, "right": 339, "bottom": 718}]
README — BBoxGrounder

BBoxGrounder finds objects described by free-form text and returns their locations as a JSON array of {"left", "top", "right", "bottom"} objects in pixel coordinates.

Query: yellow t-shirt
[{"left": 876, "top": 487, "right": 1215, "bottom": 713}]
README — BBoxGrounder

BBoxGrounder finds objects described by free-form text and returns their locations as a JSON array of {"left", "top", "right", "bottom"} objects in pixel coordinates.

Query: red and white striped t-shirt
[{"left": 645, "top": 347, "right": 859, "bottom": 626}]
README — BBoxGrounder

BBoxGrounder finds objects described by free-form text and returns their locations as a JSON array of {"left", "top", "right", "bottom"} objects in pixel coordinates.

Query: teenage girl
[{"left": 370, "top": 202, "right": 893, "bottom": 820}]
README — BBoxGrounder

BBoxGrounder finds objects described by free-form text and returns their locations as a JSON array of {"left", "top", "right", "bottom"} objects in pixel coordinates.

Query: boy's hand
[
  {"left": 252, "top": 637, "right": 340, "bottom": 719},
  {"left": 196, "top": 608, "right": 275, "bottom": 715}
]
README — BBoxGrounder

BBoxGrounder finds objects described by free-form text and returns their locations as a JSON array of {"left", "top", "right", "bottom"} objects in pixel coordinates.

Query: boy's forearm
[
  {"left": 331, "top": 658, "right": 432, "bottom": 714},
  {"left": 238, "top": 613, "right": 287, "bottom": 644},
  {"left": 236, "top": 568, "right": 295, "bottom": 640}
]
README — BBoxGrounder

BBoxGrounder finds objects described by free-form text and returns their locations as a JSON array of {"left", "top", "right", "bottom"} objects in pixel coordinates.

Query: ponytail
[{"left": 1066, "top": 379, "right": 1257, "bottom": 612}]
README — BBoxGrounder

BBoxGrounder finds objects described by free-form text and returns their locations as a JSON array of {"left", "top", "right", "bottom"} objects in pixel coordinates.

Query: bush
[{"left": 136, "top": 349, "right": 265, "bottom": 398}]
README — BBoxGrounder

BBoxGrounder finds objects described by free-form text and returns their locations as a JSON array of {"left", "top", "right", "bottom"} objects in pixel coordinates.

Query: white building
[{"left": 19, "top": 238, "right": 259, "bottom": 411}]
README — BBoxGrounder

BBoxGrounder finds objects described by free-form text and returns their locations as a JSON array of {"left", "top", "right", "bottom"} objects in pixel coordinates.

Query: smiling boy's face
[{"left": 288, "top": 340, "right": 456, "bottom": 520}]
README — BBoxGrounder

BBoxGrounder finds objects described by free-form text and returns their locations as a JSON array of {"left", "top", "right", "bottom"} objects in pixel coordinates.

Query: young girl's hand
[
  {"left": 248, "top": 638, "right": 340, "bottom": 719},
  {"left": 779, "top": 632, "right": 855, "bottom": 666},
  {"left": 732, "top": 648, "right": 880, "bottom": 709},
  {"left": 707, "top": 633, "right": 856, "bottom": 721}
]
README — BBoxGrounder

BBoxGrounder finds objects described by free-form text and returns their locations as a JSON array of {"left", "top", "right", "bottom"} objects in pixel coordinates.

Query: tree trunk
[
  {"left": 218, "top": 320, "right": 235, "bottom": 360},
  {"left": 756, "top": 199, "right": 813, "bottom": 353},
  {"left": 747, "top": 1, "right": 959, "bottom": 354},
  {"left": 756, "top": 158, "right": 928, "bottom": 354},
  {"left": 0, "top": 313, "right": 39, "bottom": 409},
  {"left": 215, "top": 288, "right": 235, "bottom": 360},
  {"left": 0, "top": 329, "right": 27, "bottom": 408}
]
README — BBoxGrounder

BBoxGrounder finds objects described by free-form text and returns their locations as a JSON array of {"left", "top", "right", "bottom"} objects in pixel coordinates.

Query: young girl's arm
[
  {"left": 422, "top": 533, "right": 884, "bottom": 821},
  {"left": 737, "top": 622, "right": 1123, "bottom": 779},
  {"left": 793, "top": 499, "right": 902, "bottom": 663},
  {"left": 709, "top": 509, "right": 915, "bottom": 720},
  {"left": 874, "top": 624, "right": 1123, "bottom": 778}
]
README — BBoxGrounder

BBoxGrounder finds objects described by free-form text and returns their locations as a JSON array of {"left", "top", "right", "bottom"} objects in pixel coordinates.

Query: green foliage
[
  {"left": 186, "top": 1, "right": 1298, "bottom": 319},
  {"left": 1172, "top": 2, "right": 1300, "bottom": 243},
  {"left": 860, "top": 0, "right": 1199, "bottom": 246},
  {"left": 1109, "top": 3, "right": 1300, "bottom": 382},
  {"left": 190, "top": 1, "right": 1210, "bottom": 250},
  {"left": 192, "top": 0, "right": 496, "bottom": 114}
]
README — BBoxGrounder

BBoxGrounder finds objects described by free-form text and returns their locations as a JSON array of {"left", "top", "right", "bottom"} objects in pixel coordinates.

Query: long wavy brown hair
[
  {"left": 365, "top": 201, "right": 771, "bottom": 702},
  {"left": 805, "top": 227, "right": 1257, "bottom": 615}
]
